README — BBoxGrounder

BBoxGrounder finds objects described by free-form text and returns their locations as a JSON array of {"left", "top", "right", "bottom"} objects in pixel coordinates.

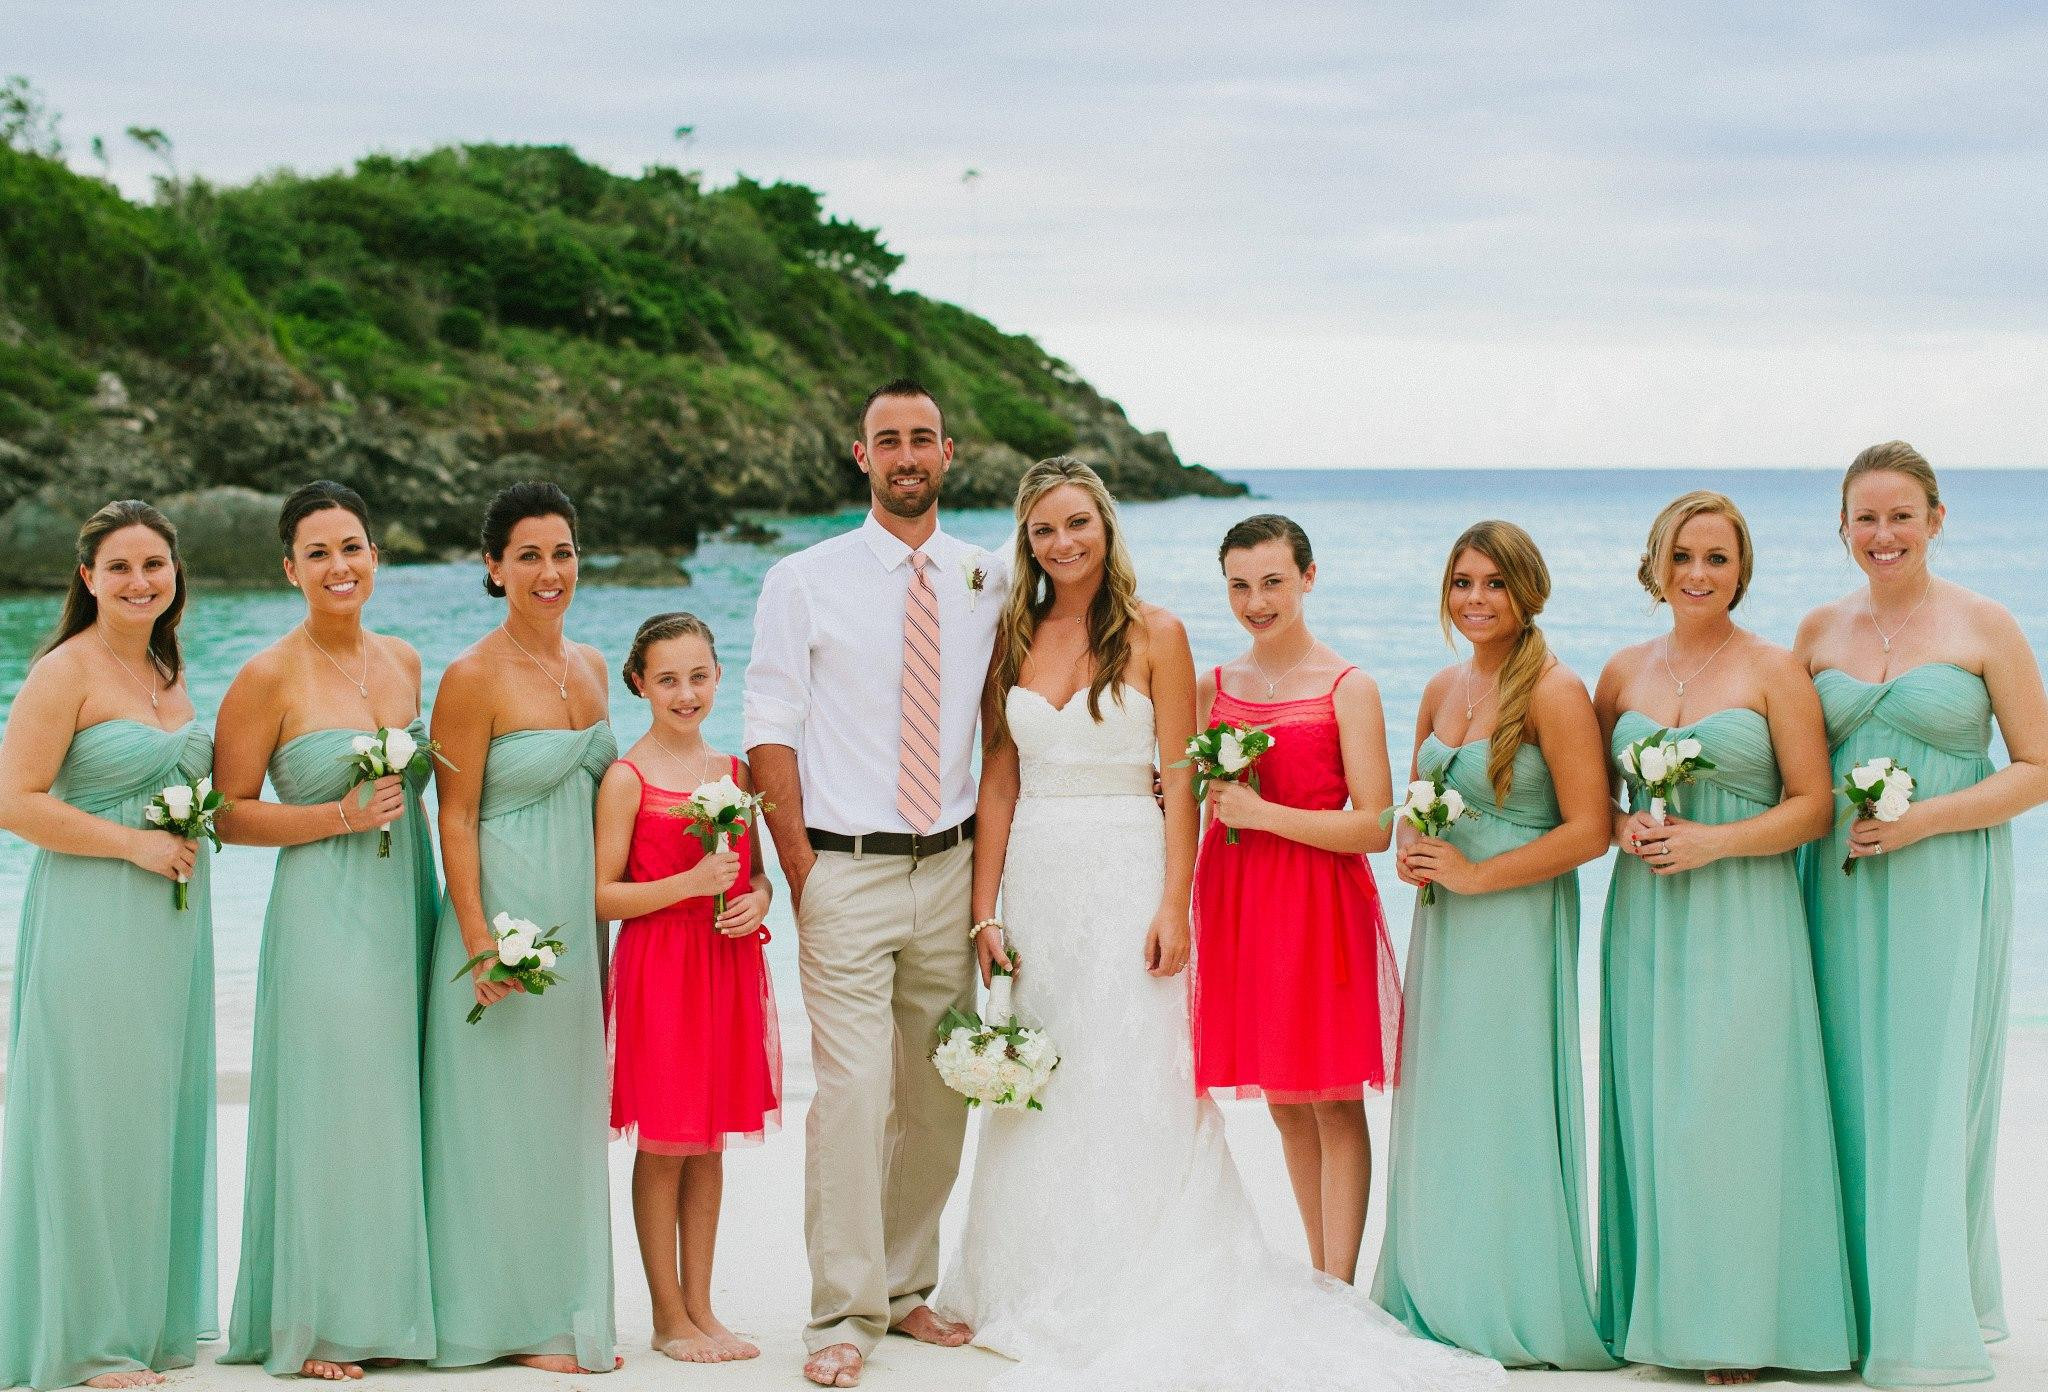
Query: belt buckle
[{"left": 908, "top": 831, "right": 923, "bottom": 866}]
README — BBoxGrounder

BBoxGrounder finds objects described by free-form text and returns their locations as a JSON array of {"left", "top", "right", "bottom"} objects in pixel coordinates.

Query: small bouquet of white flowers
[
  {"left": 932, "top": 952, "right": 1060, "bottom": 1111},
  {"left": 144, "top": 776, "right": 228, "bottom": 910},
  {"left": 1838, "top": 756, "right": 1915, "bottom": 874},
  {"left": 339, "top": 725, "right": 455, "bottom": 858},
  {"left": 670, "top": 774, "right": 772, "bottom": 916},
  {"left": 1175, "top": 720, "right": 1276, "bottom": 845},
  {"left": 1619, "top": 729, "right": 1716, "bottom": 825},
  {"left": 1379, "top": 776, "right": 1468, "bottom": 905},
  {"left": 453, "top": 911, "right": 567, "bottom": 1024}
]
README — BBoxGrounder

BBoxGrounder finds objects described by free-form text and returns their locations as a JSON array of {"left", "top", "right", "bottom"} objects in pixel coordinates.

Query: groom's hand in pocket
[{"left": 782, "top": 850, "right": 817, "bottom": 917}]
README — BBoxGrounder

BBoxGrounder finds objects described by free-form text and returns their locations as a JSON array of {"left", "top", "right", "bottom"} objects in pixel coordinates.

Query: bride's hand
[
  {"left": 975, "top": 922, "right": 1014, "bottom": 986},
  {"left": 1143, "top": 908, "right": 1189, "bottom": 978}
]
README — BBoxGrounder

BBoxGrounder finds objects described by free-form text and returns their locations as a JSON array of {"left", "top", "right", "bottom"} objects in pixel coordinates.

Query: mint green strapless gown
[
  {"left": 223, "top": 721, "right": 439, "bottom": 1372},
  {"left": 421, "top": 725, "right": 616, "bottom": 1371},
  {"left": 1374, "top": 738, "right": 1616, "bottom": 1369},
  {"left": 0, "top": 721, "right": 217, "bottom": 1390},
  {"left": 1598, "top": 709, "right": 1855, "bottom": 1372},
  {"left": 1801, "top": 663, "right": 2012, "bottom": 1386}
]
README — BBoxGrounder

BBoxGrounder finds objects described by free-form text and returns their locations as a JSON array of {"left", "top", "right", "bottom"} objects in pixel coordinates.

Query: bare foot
[
  {"left": 299, "top": 1359, "right": 365, "bottom": 1380},
  {"left": 657, "top": 1333, "right": 729, "bottom": 1364},
  {"left": 804, "top": 1343, "right": 863, "bottom": 1387},
  {"left": 85, "top": 1375, "right": 164, "bottom": 1390},
  {"left": 686, "top": 1310, "right": 760, "bottom": 1361},
  {"left": 510, "top": 1353, "right": 622, "bottom": 1374},
  {"left": 1705, "top": 1372, "right": 1760, "bottom": 1386},
  {"left": 890, "top": 1305, "right": 971, "bottom": 1347}
]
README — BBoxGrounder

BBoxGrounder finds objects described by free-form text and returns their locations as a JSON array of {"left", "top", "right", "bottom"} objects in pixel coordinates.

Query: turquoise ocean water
[{"left": 3, "top": 468, "right": 2043, "bottom": 1071}]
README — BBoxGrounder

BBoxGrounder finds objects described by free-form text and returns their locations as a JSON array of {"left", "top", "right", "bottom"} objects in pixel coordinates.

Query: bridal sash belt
[{"left": 1018, "top": 763, "right": 1156, "bottom": 799}]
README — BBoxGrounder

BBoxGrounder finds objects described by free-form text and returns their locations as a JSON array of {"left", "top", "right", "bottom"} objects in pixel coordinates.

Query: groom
[{"left": 745, "top": 379, "right": 1004, "bottom": 1388}]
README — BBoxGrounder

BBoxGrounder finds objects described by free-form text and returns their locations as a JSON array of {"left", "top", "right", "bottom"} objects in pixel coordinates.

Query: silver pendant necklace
[
  {"left": 1249, "top": 644, "right": 1314, "bottom": 700},
  {"left": 303, "top": 624, "right": 372, "bottom": 700},
  {"left": 97, "top": 625, "right": 162, "bottom": 712},
  {"left": 1462, "top": 661, "right": 1500, "bottom": 721},
  {"left": 1661, "top": 628, "right": 1735, "bottom": 699},
  {"left": 1866, "top": 584, "right": 1932, "bottom": 654},
  {"left": 502, "top": 625, "right": 571, "bottom": 702}
]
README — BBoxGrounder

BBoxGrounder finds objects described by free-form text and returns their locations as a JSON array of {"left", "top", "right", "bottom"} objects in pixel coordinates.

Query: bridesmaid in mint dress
[
  {"left": 1794, "top": 443, "right": 2048, "bottom": 1386},
  {"left": 420, "top": 482, "right": 618, "bottom": 1374},
  {"left": 1374, "top": 521, "right": 1616, "bottom": 1369},
  {"left": 1595, "top": 491, "right": 1854, "bottom": 1383},
  {"left": 0, "top": 501, "right": 215, "bottom": 1390},
  {"left": 212, "top": 482, "right": 437, "bottom": 1379}
]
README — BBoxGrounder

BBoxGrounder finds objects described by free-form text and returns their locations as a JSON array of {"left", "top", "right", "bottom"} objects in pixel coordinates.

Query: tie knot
[{"left": 908, "top": 549, "right": 930, "bottom": 572}]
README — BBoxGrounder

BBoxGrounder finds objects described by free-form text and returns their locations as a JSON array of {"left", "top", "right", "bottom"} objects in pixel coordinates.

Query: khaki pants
[{"left": 798, "top": 840, "right": 975, "bottom": 1355}]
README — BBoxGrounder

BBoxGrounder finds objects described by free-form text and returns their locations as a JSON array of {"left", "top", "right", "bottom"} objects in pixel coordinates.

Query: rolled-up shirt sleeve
[{"left": 743, "top": 559, "right": 812, "bottom": 754}]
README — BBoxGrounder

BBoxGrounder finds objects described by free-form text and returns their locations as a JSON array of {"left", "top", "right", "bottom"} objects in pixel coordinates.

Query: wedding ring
[{"left": 1874, "top": 842, "right": 1884, "bottom": 855}]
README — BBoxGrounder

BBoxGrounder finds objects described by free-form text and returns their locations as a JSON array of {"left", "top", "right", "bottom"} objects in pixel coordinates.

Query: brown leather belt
[{"left": 807, "top": 816, "right": 975, "bottom": 862}]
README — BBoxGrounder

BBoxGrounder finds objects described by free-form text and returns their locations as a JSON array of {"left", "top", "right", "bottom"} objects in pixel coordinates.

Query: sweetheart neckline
[
  {"left": 1010, "top": 683, "right": 1154, "bottom": 714},
  {"left": 1813, "top": 660, "right": 1975, "bottom": 689}
]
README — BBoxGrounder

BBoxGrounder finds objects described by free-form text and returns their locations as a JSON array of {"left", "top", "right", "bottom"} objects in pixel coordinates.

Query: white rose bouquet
[
  {"left": 144, "top": 776, "right": 228, "bottom": 910},
  {"left": 1619, "top": 729, "right": 1716, "bottom": 825},
  {"left": 931, "top": 951, "right": 1060, "bottom": 1111},
  {"left": 453, "top": 911, "right": 567, "bottom": 1024},
  {"left": 339, "top": 725, "right": 455, "bottom": 858},
  {"left": 669, "top": 774, "right": 772, "bottom": 916},
  {"left": 1174, "top": 720, "right": 1276, "bottom": 844},
  {"left": 1379, "top": 776, "right": 1468, "bottom": 905},
  {"left": 1838, "top": 756, "right": 1915, "bottom": 874}
]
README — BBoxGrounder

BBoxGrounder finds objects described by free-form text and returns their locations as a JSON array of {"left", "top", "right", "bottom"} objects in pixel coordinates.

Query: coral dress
[
  {"left": 1191, "top": 668, "right": 1402, "bottom": 1102},
  {"left": 608, "top": 757, "right": 781, "bottom": 1155}
]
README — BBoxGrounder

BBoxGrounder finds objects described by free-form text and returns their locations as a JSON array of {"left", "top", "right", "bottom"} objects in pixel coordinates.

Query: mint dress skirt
[
  {"left": 0, "top": 721, "right": 217, "bottom": 1390},
  {"left": 420, "top": 724, "right": 616, "bottom": 1371},
  {"left": 1802, "top": 663, "right": 2013, "bottom": 1386},
  {"left": 1598, "top": 708, "right": 1855, "bottom": 1373},
  {"left": 1374, "top": 737, "right": 1616, "bottom": 1369},
  {"left": 223, "top": 721, "right": 439, "bottom": 1372}
]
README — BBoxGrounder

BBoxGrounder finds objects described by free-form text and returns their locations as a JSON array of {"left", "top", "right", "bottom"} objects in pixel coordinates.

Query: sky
[{"left": 5, "top": 2, "right": 2044, "bottom": 470}]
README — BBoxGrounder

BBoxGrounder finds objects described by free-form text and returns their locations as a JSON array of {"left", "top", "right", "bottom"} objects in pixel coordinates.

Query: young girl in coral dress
[
  {"left": 595, "top": 612, "right": 780, "bottom": 1365},
  {"left": 1191, "top": 514, "right": 1398, "bottom": 1283}
]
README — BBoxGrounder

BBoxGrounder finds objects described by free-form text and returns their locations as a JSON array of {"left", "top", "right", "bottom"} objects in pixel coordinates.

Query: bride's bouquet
[
  {"left": 1619, "top": 729, "right": 1715, "bottom": 825},
  {"left": 144, "top": 776, "right": 228, "bottom": 910},
  {"left": 453, "top": 911, "right": 567, "bottom": 1024},
  {"left": 1176, "top": 720, "right": 1275, "bottom": 844},
  {"left": 1837, "top": 756, "right": 1914, "bottom": 874},
  {"left": 1380, "top": 776, "right": 1468, "bottom": 905},
  {"left": 932, "top": 954, "right": 1060, "bottom": 1111},
  {"left": 670, "top": 774, "right": 772, "bottom": 916},
  {"left": 339, "top": 725, "right": 454, "bottom": 857}
]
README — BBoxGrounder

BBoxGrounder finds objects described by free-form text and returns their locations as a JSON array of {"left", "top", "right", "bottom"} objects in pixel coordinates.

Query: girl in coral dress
[
  {"left": 1192, "top": 514, "right": 1398, "bottom": 1283},
  {"left": 595, "top": 612, "right": 779, "bottom": 1365}
]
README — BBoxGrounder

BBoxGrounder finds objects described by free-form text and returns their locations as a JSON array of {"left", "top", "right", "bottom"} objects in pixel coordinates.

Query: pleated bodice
[
  {"left": 268, "top": 717, "right": 432, "bottom": 805},
  {"left": 1420, "top": 735, "right": 1558, "bottom": 832},
  {"left": 1612, "top": 708, "right": 1779, "bottom": 815},
  {"left": 50, "top": 719, "right": 213, "bottom": 816},
  {"left": 477, "top": 725, "right": 617, "bottom": 821}
]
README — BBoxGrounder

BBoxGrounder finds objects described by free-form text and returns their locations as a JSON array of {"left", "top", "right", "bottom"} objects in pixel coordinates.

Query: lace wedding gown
[{"left": 936, "top": 686, "right": 1503, "bottom": 1392}]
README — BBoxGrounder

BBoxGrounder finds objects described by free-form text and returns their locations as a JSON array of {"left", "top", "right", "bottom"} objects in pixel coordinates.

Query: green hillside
[{"left": 0, "top": 84, "right": 1239, "bottom": 579}]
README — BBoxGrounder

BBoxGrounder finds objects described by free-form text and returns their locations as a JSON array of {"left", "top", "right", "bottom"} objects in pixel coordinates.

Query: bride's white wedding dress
[{"left": 936, "top": 685, "right": 1502, "bottom": 1392}]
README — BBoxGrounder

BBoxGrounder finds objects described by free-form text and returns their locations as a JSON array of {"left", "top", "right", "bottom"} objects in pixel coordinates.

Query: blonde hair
[
  {"left": 988, "top": 457, "right": 1142, "bottom": 747},
  {"left": 1842, "top": 440, "right": 1941, "bottom": 515},
  {"left": 1638, "top": 491, "right": 1754, "bottom": 610},
  {"left": 1440, "top": 521, "right": 1551, "bottom": 802}
]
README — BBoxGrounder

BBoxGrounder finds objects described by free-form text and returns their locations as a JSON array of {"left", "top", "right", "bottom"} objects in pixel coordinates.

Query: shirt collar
[{"left": 860, "top": 510, "right": 954, "bottom": 572}]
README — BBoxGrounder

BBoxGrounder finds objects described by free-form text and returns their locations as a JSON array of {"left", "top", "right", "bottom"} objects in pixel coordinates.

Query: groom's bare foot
[
  {"left": 890, "top": 1305, "right": 971, "bottom": 1347},
  {"left": 804, "top": 1343, "right": 863, "bottom": 1387}
]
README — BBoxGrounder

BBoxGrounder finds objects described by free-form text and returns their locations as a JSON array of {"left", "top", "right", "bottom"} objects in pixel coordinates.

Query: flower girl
[{"left": 595, "top": 612, "right": 779, "bottom": 1364}]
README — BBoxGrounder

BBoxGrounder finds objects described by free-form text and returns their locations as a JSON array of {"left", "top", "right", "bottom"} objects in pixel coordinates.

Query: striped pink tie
[{"left": 897, "top": 550, "right": 943, "bottom": 833}]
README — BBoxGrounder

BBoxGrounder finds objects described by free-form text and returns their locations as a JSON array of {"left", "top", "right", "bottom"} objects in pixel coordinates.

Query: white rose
[
  {"left": 1216, "top": 733, "right": 1249, "bottom": 774},
  {"left": 533, "top": 944, "right": 558, "bottom": 971},
  {"left": 1890, "top": 769, "right": 1915, "bottom": 796},
  {"left": 160, "top": 784, "right": 194, "bottom": 821},
  {"left": 1874, "top": 786, "right": 1912, "bottom": 822},
  {"left": 1619, "top": 745, "right": 1637, "bottom": 777},
  {"left": 1870, "top": 756, "right": 1894, "bottom": 772},
  {"left": 145, "top": 804, "right": 166, "bottom": 825},
  {"left": 497, "top": 930, "right": 535, "bottom": 968},
  {"left": 1440, "top": 788, "right": 1466, "bottom": 822},
  {"left": 1406, "top": 779, "right": 1437, "bottom": 809},
  {"left": 1637, "top": 745, "right": 1670, "bottom": 784},
  {"left": 692, "top": 775, "right": 748, "bottom": 816},
  {"left": 351, "top": 734, "right": 378, "bottom": 757},
  {"left": 1674, "top": 738, "right": 1702, "bottom": 762},
  {"left": 382, "top": 727, "right": 418, "bottom": 770},
  {"left": 1850, "top": 762, "right": 1885, "bottom": 791}
]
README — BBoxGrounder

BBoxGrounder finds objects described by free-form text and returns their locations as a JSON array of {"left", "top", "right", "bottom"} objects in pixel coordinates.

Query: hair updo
[
  {"left": 622, "top": 612, "right": 719, "bottom": 696},
  {"left": 1217, "top": 513, "right": 1314, "bottom": 573},
  {"left": 480, "top": 481, "right": 579, "bottom": 598},
  {"left": 1841, "top": 440, "right": 1941, "bottom": 515},
  {"left": 1637, "top": 491, "right": 1754, "bottom": 611},
  {"left": 279, "top": 479, "right": 374, "bottom": 555}
]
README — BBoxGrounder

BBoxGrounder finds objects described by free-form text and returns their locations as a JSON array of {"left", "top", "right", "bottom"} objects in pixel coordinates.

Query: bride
[{"left": 936, "top": 459, "right": 1502, "bottom": 1392}]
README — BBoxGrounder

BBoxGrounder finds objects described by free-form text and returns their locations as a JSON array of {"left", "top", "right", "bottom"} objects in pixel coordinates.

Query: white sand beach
[{"left": 5, "top": 1025, "right": 2040, "bottom": 1392}]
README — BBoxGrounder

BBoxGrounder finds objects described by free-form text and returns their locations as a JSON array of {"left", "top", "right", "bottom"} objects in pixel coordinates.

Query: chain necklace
[
  {"left": 1250, "top": 643, "right": 1315, "bottom": 700},
  {"left": 1462, "top": 660, "right": 1501, "bottom": 721},
  {"left": 1661, "top": 628, "right": 1736, "bottom": 699},
  {"left": 501, "top": 625, "right": 571, "bottom": 702},
  {"left": 650, "top": 726, "right": 721, "bottom": 789},
  {"left": 1866, "top": 582, "right": 1933, "bottom": 654},
  {"left": 302, "top": 623, "right": 371, "bottom": 700},
  {"left": 96, "top": 624, "right": 162, "bottom": 711}
]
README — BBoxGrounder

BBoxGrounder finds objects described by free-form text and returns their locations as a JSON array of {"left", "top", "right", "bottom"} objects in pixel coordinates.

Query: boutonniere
[{"left": 961, "top": 554, "right": 988, "bottom": 609}]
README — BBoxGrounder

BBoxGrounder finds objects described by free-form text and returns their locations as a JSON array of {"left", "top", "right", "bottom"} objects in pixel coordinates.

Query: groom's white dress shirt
[{"left": 744, "top": 512, "right": 1007, "bottom": 838}]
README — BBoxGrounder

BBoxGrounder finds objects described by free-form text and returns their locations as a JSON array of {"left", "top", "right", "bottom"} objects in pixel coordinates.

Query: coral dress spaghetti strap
[
  {"left": 608, "top": 757, "right": 781, "bottom": 1155},
  {"left": 1192, "top": 667, "right": 1401, "bottom": 1101}
]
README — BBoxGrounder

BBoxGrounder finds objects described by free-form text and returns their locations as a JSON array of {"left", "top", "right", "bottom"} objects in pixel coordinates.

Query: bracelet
[
  {"left": 970, "top": 917, "right": 1003, "bottom": 942},
  {"left": 336, "top": 800, "right": 354, "bottom": 834}
]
